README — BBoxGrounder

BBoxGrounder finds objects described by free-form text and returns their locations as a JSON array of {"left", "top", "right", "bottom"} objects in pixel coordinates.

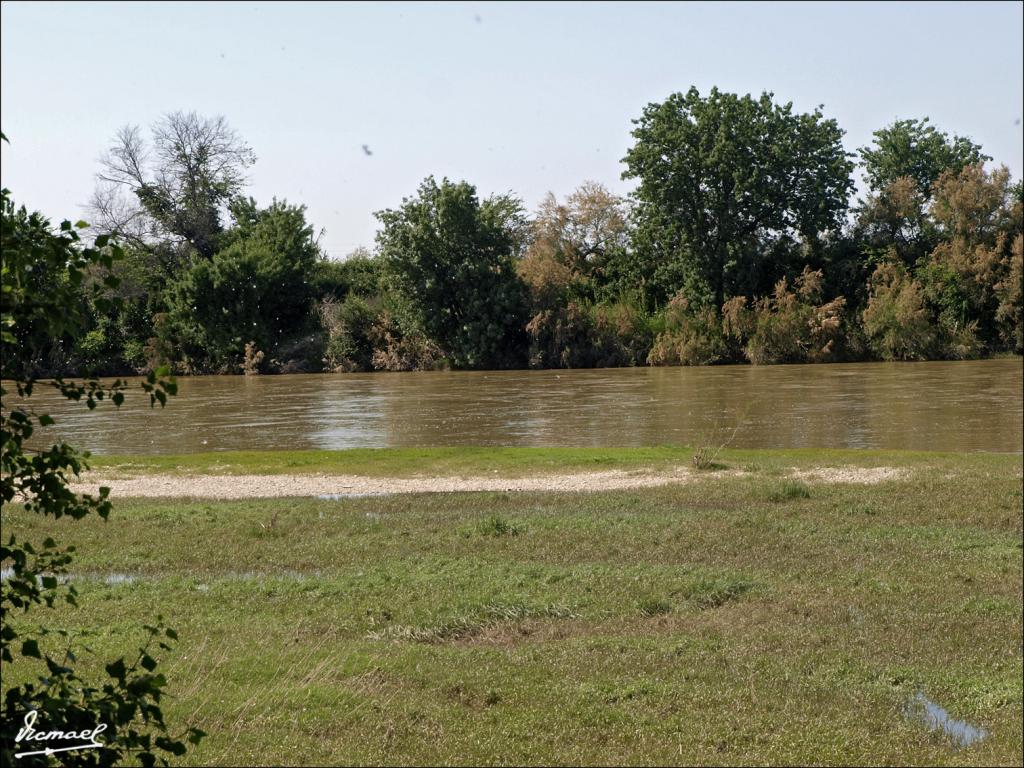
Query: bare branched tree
[{"left": 89, "top": 112, "right": 255, "bottom": 258}]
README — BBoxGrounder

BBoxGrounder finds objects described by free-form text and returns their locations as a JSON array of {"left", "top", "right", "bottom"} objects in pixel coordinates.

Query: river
[{"left": 14, "top": 358, "right": 1022, "bottom": 455}]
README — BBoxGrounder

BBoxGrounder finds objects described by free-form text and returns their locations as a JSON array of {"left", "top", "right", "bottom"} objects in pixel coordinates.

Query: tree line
[{"left": 7, "top": 88, "right": 1022, "bottom": 377}]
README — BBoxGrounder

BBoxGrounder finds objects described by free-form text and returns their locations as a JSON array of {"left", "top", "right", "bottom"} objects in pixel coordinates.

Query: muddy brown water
[{"left": 15, "top": 359, "right": 1023, "bottom": 455}]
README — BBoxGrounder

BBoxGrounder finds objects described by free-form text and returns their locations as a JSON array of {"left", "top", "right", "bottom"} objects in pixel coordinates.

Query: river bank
[{"left": 71, "top": 447, "right": 965, "bottom": 498}]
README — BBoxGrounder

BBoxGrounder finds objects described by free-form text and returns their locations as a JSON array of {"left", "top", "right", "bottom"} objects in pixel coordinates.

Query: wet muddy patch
[{"left": 905, "top": 692, "right": 988, "bottom": 748}]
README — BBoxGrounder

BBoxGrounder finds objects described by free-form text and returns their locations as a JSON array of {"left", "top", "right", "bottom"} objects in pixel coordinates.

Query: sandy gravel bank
[
  {"left": 68, "top": 468, "right": 713, "bottom": 498},
  {"left": 65, "top": 464, "right": 913, "bottom": 499}
]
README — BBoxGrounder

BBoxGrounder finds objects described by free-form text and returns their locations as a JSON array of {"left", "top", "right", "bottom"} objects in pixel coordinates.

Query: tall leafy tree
[
  {"left": 859, "top": 118, "right": 989, "bottom": 197},
  {"left": 375, "top": 177, "right": 528, "bottom": 369},
  {"left": 162, "top": 200, "right": 321, "bottom": 372},
  {"left": 855, "top": 118, "right": 990, "bottom": 267},
  {"left": 622, "top": 87, "right": 854, "bottom": 309}
]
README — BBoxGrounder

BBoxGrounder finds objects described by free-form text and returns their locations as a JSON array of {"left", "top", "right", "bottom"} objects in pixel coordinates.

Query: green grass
[
  {"left": 3, "top": 449, "right": 1022, "bottom": 765},
  {"left": 85, "top": 445, "right": 1020, "bottom": 481},
  {"left": 767, "top": 479, "right": 812, "bottom": 502}
]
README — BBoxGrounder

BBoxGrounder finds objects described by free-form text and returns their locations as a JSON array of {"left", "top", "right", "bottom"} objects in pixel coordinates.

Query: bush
[
  {"left": 994, "top": 234, "right": 1023, "bottom": 352},
  {"left": 590, "top": 301, "right": 654, "bottom": 367},
  {"left": 861, "top": 262, "right": 937, "bottom": 360},
  {"left": 320, "top": 295, "right": 379, "bottom": 372},
  {"left": 740, "top": 268, "right": 847, "bottom": 365},
  {"left": 311, "top": 247, "right": 384, "bottom": 300},
  {"left": 368, "top": 311, "right": 446, "bottom": 372},
  {"left": 525, "top": 300, "right": 654, "bottom": 369},
  {"left": 376, "top": 177, "right": 529, "bottom": 369},
  {"left": 525, "top": 303, "right": 594, "bottom": 368},
  {"left": 647, "top": 295, "right": 730, "bottom": 366}
]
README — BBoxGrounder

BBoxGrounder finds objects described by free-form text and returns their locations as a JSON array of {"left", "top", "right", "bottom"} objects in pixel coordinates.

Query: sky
[{"left": 2, "top": 1, "right": 1022, "bottom": 259}]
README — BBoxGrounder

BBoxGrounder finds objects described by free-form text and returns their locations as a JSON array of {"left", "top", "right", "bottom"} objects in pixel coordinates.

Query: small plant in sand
[{"left": 691, "top": 446, "right": 720, "bottom": 470}]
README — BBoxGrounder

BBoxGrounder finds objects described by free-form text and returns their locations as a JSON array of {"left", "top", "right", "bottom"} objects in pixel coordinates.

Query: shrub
[
  {"left": 311, "top": 247, "right": 384, "bottom": 299},
  {"left": 691, "top": 446, "right": 726, "bottom": 470},
  {"left": 376, "top": 177, "right": 529, "bottom": 369},
  {"left": 739, "top": 268, "right": 847, "bottom": 365},
  {"left": 368, "top": 311, "right": 446, "bottom": 372},
  {"left": 524, "top": 300, "right": 653, "bottom": 369},
  {"left": 525, "top": 303, "right": 595, "bottom": 369},
  {"left": 590, "top": 301, "right": 654, "bottom": 367},
  {"left": 994, "top": 234, "right": 1023, "bottom": 352},
  {"left": 320, "top": 295, "right": 379, "bottom": 372},
  {"left": 241, "top": 341, "right": 265, "bottom": 375},
  {"left": 162, "top": 200, "right": 320, "bottom": 373},
  {"left": 647, "top": 295, "right": 729, "bottom": 366},
  {"left": 861, "top": 262, "right": 937, "bottom": 360}
]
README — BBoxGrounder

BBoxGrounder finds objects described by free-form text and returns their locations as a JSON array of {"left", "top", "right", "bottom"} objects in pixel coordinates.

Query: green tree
[
  {"left": 375, "top": 177, "right": 528, "bottom": 369},
  {"left": 1, "top": 165, "right": 201, "bottom": 765},
  {"left": 162, "top": 199, "right": 321, "bottom": 372},
  {"left": 622, "top": 86, "right": 854, "bottom": 309},
  {"left": 853, "top": 176, "right": 933, "bottom": 267},
  {"left": 311, "top": 246, "right": 384, "bottom": 301},
  {"left": 859, "top": 117, "right": 989, "bottom": 197},
  {"left": 855, "top": 118, "right": 990, "bottom": 268}
]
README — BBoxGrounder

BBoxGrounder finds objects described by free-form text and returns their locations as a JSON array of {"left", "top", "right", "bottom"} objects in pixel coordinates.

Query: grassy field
[
  {"left": 3, "top": 448, "right": 1022, "bottom": 765},
  {"left": 89, "top": 445, "right": 1013, "bottom": 478}
]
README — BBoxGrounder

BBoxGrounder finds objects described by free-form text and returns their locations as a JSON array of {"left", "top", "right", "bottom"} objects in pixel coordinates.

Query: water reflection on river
[{"left": 20, "top": 359, "right": 1023, "bottom": 454}]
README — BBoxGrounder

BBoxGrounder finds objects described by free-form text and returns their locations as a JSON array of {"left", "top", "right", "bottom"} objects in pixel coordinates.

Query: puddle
[
  {"left": 316, "top": 493, "right": 374, "bottom": 500},
  {"left": 0, "top": 573, "right": 126, "bottom": 589},
  {"left": 906, "top": 692, "right": 988, "bottom": 748}
]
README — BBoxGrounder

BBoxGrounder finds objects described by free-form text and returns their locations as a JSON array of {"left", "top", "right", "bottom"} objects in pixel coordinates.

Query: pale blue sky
[{"left": 2, "top": 1, "right": 1022, "bottom": 257}]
